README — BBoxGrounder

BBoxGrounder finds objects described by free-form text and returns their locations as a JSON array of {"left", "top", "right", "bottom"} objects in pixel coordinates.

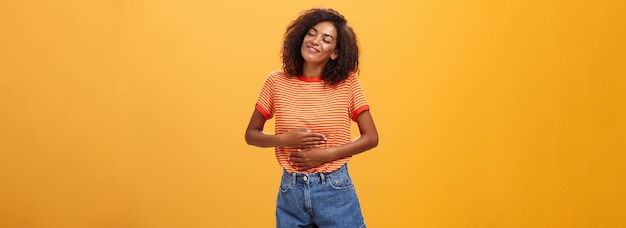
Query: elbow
[
  {"left": 245, "top": 129, "right": 266, "bottom": 147},
  {"left": 368, "top": 134, "right": 379, "bottom": 149},
  {"left": 244, "top": 130, "right": 253, "bottom": 146}
]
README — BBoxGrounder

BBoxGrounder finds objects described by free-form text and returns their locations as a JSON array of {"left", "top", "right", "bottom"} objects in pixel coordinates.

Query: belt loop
[
  {"left": 320, "top": 173, "right": 326, "bottom": 184},
  {"left": 291, "top": 173, "right": 296, "bottom": 186}
]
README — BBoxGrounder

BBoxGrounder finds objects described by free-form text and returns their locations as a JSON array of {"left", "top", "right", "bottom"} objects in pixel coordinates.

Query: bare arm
[
  {"left": 289, "top": 110, "right": 379, "bottom": 171},
  {"left": 245, "top": 109, "right": 282, "bottom": 147},
  {"left": 245, "top": 109, "right": 327, "bottom": 148},
  {"left": 327, "top": 110, "right": 378, "bottom": 159}
]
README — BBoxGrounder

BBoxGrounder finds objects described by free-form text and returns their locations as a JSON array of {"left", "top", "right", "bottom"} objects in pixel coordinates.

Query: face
[{"left": 301, "top": 21, "right": 339, "bottom": 65}]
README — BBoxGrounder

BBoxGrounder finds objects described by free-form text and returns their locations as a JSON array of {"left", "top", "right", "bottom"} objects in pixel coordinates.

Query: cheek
[
  {"left": 302, "top": 35, "right": 314, "bottom": 43},
  {"left": 325, "top": 45, "right": 337, "bottom": 54}
]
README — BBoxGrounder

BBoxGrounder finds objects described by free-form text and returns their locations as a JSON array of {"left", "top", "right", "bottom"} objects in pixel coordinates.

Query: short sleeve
[
  {"left": 255, "top": 72, "right": 276, "bottom": 119},
  {"left": 347, "top": 76, "right": 370, "bottom": 121}
]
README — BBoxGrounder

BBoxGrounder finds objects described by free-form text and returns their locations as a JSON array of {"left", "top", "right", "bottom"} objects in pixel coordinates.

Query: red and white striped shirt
[{"left": 255, "top": 70, "right": 370, "bottom": 173}]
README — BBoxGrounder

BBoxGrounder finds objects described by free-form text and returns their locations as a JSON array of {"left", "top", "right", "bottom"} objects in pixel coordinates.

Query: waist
[{"left": 283, "top": 163, "right": 349, "bottom": 184}]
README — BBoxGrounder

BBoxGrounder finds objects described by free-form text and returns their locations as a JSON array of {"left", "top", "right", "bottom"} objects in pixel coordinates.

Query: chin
[{"left": 301, "top": 55, "right": 317, "bottom": 63}]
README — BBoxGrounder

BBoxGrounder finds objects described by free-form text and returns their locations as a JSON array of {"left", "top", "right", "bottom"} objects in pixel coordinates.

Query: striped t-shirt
[{"left": 255, "top": 70, "right": 370, "bottom": 173}]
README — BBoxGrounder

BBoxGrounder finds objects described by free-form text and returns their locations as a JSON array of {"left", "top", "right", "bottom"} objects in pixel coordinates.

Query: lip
[{"left": 305, "top": 45, "right": 320, "bottom": 53}]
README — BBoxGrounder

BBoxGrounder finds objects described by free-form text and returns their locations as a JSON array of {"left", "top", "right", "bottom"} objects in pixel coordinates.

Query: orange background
[{"left": 1, "top": 0, "right": 625, "bottom": 227}]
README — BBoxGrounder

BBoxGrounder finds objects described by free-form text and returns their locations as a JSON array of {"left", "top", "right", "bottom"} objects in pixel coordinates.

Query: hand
[
  {"left": 289, "top": 147, "right": 333, "bottom": 171},
  {"left": 280, "top": 128, "right": 326, "bottom": 148}
]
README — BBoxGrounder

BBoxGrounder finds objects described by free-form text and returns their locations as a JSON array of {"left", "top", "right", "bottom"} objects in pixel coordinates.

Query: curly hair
[{"left": 281, "top": 8, "right": 359, "bottom": 86}]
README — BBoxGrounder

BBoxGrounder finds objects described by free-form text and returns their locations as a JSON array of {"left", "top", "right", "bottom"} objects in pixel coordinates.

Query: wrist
[
  {"left": 276, "top": 134, "right": 286, "bottom": 147},
  {"left": 326, "top": 147, "right": 338, "bottom": 161}
]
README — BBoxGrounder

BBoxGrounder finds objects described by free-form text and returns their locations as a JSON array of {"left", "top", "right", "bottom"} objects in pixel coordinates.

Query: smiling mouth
[{"left": 306, "top": 45, "right": 320, "bottom": 52}]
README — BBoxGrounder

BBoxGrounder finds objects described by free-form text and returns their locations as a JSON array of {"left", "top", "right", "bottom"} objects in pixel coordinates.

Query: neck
[{"left": 302, "top": 62, "right": 325, "bottom": 78}]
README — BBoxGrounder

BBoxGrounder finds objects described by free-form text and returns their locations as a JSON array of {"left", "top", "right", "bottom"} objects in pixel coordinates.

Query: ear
[{"left": 330, "top": 50, "right": 338, "bottom": 60}]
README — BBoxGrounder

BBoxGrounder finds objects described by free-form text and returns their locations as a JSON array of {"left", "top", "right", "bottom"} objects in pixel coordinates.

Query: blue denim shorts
[{"left": 276, "top": 164, "right": 366, "bottom": 228}]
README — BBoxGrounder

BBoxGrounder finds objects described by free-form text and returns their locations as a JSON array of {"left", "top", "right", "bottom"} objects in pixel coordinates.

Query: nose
[{"left": 312, "top": 35, "right": 322, "bottom": 45}]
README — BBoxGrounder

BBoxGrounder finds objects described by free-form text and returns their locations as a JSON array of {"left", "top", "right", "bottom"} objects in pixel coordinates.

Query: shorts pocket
[
  {"left": 279, "top": 174, "right": 292, "bottom": 193},
  {"left": 328, "top": 175, "right": 354, "bottom": 190}
]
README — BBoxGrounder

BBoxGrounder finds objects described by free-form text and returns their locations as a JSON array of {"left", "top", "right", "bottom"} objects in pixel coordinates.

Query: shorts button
[{"left": 303, "top": 176, "right": 308, "bottom": 181}]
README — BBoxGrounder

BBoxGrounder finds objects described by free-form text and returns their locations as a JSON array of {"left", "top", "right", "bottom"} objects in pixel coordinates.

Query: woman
[{"left": 245, "top": 8, "right": 378, "bottom": 228}]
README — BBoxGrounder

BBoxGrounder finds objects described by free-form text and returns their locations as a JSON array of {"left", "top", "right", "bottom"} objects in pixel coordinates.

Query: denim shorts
[{"left": 276, "top": 164, "right": 366, "bottom": 228}]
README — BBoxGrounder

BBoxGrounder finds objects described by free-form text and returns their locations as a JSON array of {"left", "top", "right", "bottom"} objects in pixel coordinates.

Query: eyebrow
[{"left": 310, "top": 27, "right": 335, "bottom": 40}]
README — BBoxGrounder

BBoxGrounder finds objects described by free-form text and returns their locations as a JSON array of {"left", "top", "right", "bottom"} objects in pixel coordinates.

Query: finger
[
  {"left": 289, "top": 152, "right": 302, "bottom": 159},
  {"left": 295, "top": 128, "right": 312, "bottom": 133},
  {"left": 292, "top": 161, "right": 308, "bottom": 170},
  {"left": 301, "top": 164, "right": 312, "bottom": 171},
  {"left": 305, "top": 132, "right": 324, "bottom": 137},
  {"left": 294, "top": 128, "right": 309, "bottom": 132},
  {"left": 301, "top": 142, "right": 323, "bottom": 147},
  {"left": 299, "top": 147, "right": 315, "bottom": 152},
  {"left": 304, "top": 133, "right": 326, "bottom": 139},
  {"left": 305, "top": 138, "right": 326, "bottom": 144},
  {"left": 294, "top": 164, "right": 306, "bottom": 171},
  {"left": 305, "top": 136, "right": 326, "bottom": 143},
  {"left": 288, "top": 158, "right": 300, "bottom": 168},
  {"left": 309, "top": 137, "right": 326, "bottom": 143},
  {"left": 291, "top": 157, "right": 304, "bottom": 164}
]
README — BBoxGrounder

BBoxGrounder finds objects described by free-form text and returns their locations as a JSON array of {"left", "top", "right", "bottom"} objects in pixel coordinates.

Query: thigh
[
  {"left": 276, "top": 171, "right": 312, "bottom": 228},
  {"left": 311, "top": 169, "right": 366, "bottom": 228}
]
